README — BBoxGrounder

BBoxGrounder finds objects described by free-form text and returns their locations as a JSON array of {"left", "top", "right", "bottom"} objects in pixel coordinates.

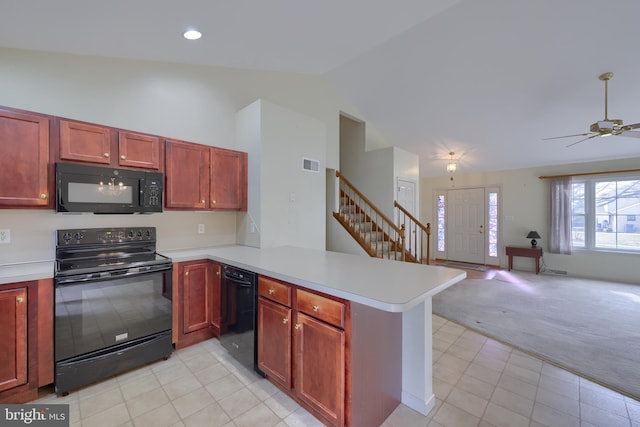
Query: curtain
[{"left": 549, "top": 177, "right": 573, "bottom": 254}]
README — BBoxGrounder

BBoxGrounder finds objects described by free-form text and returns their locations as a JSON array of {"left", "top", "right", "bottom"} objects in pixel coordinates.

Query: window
[
  {"left": 488, "top": 192, "right": 498, "bottom": 257},
  {"left": 436, "top": 194, "right": 445, "bottom": 252},
  {"left": 571, "top": 176, "right": 640, "bottom": 251}
]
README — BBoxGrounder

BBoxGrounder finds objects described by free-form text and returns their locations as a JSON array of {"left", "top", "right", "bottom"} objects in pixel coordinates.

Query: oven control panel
[{"left": 57, "top": 227, "right": 156, "bottom": 245}]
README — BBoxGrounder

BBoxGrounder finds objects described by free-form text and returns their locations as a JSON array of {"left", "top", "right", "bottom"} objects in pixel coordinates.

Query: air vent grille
[{"left": 302, "top": 158, "right": 319, "bottom": 173}]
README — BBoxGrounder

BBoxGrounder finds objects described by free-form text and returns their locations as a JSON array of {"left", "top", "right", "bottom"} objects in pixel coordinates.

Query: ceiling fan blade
[
  {"left": 620, "top": 130, "right": 640, "bottom": 139},
  {"left": 542, "top": 132, "right": 593, "bottom": 141},
  {"left": 566, "top": 133, "right": 601, "bottom": 147},
  {"left": 622, "top": 122, "right": 640, "bottom": 130}
]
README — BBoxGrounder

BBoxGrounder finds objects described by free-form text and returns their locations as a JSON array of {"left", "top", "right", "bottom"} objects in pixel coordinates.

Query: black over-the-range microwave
[{"left": 56, "top": 162, "right": 163, "bottom": 214}]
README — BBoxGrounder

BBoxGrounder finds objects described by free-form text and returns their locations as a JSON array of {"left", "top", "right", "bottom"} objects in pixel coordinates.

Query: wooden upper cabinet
[
  {"left": 58, "top": 119, "right": 162, "bottom": 170},
  {"left": 210, "top": 148, "right": 247, "bottom": 210},
  {"left": 0, "top": 287, "right": 28, "bottom": 393},
  {"left": 118, "top": 131, "right": 161, "bottom": 170},
  {"left": 166, "top": 140, "right": 248, "bottom": 211},
  {"left": 165, "top": 139, "right": 210, "bottom": 209},
  {"left": 0, "top": 108, "right": 52, "bottom": 208},
  {"left": 59, "top": 119, "right": 112, "bottom": 165}
]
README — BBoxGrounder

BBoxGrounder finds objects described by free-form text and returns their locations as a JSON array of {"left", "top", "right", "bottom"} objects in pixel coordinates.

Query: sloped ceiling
[{"left": 1, "top": 0, "right": 640, "bottom": 177}]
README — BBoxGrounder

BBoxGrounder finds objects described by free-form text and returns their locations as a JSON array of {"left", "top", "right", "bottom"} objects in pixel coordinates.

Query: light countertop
[
  {"left": 0, "top": 260, "right": 55, "bottom": 285},
  {"left": 163, "top": 245, "right": 466, "bottom": 312},
  {"left": 0, "top": 245, "right": 466, "bottom": 312}
]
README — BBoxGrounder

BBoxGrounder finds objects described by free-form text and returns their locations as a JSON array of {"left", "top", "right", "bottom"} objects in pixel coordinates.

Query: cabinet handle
[
  {"left": 120, "top": 155, "right": 126, "bottom": 160},
  {"left": 268, "top": 289, "right": 275, "bottom": 295},
  {"left": 104, "top": 152, "right": 110, "bottom": 158},
  {"left": 212, "top": 200, "right": 216, "bottom": 204},
  {"left": 40, "top": 193, "right": 47, "bottom": 199},
  {"left": 312, "top": 305, "right": 319, "bottom": 312},
  {"left": 185, "top": 271, "right": 189, "bottom": 276},
  {"left": 282, "top": 318, "right": 288, "bottom": 324},
  {"left": 216, "top": 271, "right": 220, "bottom": 275},
  {"left": 201, "top": 199, "right": 205, "bottom": 204},
  {"left": 294, "top": 324, "right": 301, "bottom": 330},
  {"left": 16, "top": 297, "right": 24, "bottom": 303}
]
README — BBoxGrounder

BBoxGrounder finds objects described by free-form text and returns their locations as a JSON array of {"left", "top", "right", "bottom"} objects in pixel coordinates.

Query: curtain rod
[{"left": 538, "top": 168, "right": 640, "bottom": 180}]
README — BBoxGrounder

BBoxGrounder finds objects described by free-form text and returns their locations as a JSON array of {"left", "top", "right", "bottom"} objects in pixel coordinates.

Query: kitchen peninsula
[
  {"left": 165, "top": 245, "right": 466, "bottom": 426},
  {"left": 0, "top": 244, "right": 464, "bottom": 426}
]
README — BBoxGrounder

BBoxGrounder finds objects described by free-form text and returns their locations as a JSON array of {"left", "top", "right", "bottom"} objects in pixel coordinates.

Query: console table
[{"left": 506, "top": 246, "right": 543, "bottom": 274}]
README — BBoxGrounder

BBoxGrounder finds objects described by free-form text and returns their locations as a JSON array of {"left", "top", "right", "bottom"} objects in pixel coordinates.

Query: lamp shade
[{"left": 526, "top": 231, "right": 541, "bottom": 239}]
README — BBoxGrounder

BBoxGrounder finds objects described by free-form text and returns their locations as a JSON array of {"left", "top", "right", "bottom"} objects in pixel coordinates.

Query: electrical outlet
[
  {"left": 198, "top": 224, "right": 205, "bottom": 234},
  {"left": 0, "top": 229, "right": 10, "bottom": 244}
]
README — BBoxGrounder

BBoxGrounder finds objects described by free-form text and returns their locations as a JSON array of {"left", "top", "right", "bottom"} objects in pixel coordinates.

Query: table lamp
[{"left": 526, "top": 231, "right": 541, "bottom": 248}]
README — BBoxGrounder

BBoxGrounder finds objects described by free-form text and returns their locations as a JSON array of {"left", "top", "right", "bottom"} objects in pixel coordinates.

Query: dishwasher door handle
[{"left": 222, "top": 273, "right": 253, "bottom": 287}]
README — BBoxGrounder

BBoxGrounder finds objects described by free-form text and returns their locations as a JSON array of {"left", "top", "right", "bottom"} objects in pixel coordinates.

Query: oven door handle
[{"left": 55, "top": 264, "right": 172, "bottom": 286}]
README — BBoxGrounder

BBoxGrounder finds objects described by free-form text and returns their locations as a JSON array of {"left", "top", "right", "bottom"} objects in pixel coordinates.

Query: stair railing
[
  {"left": 394, "top": 201, "right": 431, "bottom": 264},
  {"left": 334, "top": 171, "right": 405, "bottom": 261}
]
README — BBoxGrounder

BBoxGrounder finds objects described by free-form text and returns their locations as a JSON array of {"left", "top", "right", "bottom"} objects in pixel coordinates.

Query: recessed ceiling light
[{"left": 183, "top": 30, "right": 202, "bottom": 40}]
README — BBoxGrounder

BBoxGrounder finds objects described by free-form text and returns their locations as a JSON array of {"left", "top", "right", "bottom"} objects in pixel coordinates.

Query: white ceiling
[{"left": 2, "top": 0, "right": 640, "bottom": 177}]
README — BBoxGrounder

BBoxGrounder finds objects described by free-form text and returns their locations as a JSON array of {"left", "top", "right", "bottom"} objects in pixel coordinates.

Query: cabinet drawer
[
  {"left": 258, "top": 276, "right": 292, "bottom": 307},
  {"left": 296, "top": 289, "right": 345, "bottom": 329}
]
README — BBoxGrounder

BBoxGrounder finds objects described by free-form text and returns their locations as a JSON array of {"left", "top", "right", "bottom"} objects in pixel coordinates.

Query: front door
[{"left": 447, "top": 188, "right": 485, "bottom": 263}]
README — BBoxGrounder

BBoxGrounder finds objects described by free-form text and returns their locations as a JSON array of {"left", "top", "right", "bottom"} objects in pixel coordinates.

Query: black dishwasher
[{"left": 219, "top": 264, "right": 264, "bottom": 376}]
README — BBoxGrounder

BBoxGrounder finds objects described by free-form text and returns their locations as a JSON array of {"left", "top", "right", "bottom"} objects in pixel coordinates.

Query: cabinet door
[
  {"left": 210, "top": 148, "right": 247, "bottom": 210},
  {"left": 118, "top": 131, "right": 161, "bottom": 170},
  {"left": 0, "top": 108, "right": 51, "bottom": 207},
  {"left": 0, "top": 288, "right": 27, "bottom": 393},
  {"left": 257, "top": 297, "right": 292, "bottom": 388},
  {"left": 59, "top": 119, "right": 112, "bottom": 164},
  {"left": 210, "top": 263, "right": 222, "bottom": 335},
  {"left": 165, "top": 139, "right": 210, "bottom": 209},
  {"left": 294, "top": 312, "right": 345, "bottom": 426},
  {"left": 182, "top": 262, "right": 213, "bottom": 334}
]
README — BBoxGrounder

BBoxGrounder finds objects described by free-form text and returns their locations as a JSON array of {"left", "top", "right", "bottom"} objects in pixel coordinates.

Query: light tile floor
[{"left": 34, "top": 315, "right": 640, "bottom": 427}]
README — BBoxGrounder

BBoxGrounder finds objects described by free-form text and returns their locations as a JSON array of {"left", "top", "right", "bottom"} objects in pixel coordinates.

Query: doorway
[
  {"left": 397, "top": 178, "right": 417, "bottom": 251},
  {"left": 436, "top": 186, "right": 500, "bottom": 265}
]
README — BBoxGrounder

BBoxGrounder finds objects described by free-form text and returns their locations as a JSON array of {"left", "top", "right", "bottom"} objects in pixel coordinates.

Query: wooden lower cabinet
[
  {"left": 257, "top": 297, "right": 292, "bottom": 387},
  {"left": 174, "top": 260, "right": 221, "bottom": 349},
  {"left": 257, "top": 275, "right": 402, "bottom": 427},
  {"left": 0, "top": 279, "right": 54, "bottom": 404},
  {"left": 295, "top": 312, "right": 346, "bottom": 426},
  {"left": 0, "top": 287, "right": 27, "bottom": 394}
]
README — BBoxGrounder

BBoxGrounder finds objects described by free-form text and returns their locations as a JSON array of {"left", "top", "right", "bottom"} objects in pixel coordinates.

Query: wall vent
[{"left": 302, "top": 157, "right": 320, "bottom": 173}]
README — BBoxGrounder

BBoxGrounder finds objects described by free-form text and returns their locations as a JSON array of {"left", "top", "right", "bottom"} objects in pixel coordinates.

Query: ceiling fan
[{"left": 544, "top": 72, "right": 640, "bottom": 147}]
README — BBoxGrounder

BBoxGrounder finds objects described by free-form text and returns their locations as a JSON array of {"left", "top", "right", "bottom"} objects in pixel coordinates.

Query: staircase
[{"left": 333, "top": 171, "right": 431, "bottom": 264}]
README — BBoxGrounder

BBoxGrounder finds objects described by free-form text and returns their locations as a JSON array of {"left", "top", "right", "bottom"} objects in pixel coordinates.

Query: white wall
[
  {"left": 421, "top": 157, "right": 640, "bottom": 284},
  {"left": 237, "top": 99, "right": 327, "bottom": 250},
  {"left": 0, "top": 47, "right": 356, "bottom": 263}
]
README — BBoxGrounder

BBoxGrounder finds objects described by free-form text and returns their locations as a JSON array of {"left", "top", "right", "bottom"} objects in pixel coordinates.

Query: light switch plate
[
  {"left": 0, "top": 229, "right": 10, "bottom": 244},
  {"left": 198, "top": 224, "right": 205, "bottom": 234}
]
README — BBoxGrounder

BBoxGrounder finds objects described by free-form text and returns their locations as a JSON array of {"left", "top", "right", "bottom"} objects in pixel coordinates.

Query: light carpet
[{"left": 432, "top": 271, "right": 640, "bottom": 400}]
